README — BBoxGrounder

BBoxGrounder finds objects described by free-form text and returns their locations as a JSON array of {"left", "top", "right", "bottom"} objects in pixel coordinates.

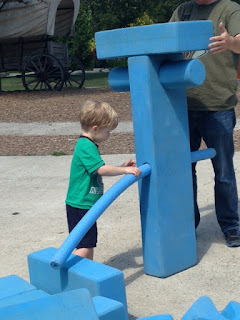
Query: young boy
[{"left": 65, "top": 100, "right": 141, "bottom": 260}]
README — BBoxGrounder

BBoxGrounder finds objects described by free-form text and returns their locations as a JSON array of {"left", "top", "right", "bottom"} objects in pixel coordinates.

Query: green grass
[
  {"left": 51, "top": 151, "right": 67, "bottom": 156},
  {"left": 84, "top": 72, "right": 109, "bottom": 88},
  {"left": 0, "top": 72, "right": 109, "bottom": 92}
]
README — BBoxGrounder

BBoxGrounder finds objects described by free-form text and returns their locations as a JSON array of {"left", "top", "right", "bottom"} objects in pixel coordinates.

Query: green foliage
[
  {"left": 146, "top": 0, "right": 184, "bottom": 22},
  {"left": 129, "top": 12, "right": 154, "bottom": 27},
  {"left": 67, "top": 4, "right": 96, "bottom": 69},
  {"left": 68, "top": 0, "right": 240, "bottom": 69}
]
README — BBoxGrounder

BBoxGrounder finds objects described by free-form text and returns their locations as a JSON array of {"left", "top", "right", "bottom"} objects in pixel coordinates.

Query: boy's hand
[
  {"left": 122, "top": 159, "right": 136, "bottom": 167},
  {"left": 124, "top": 166, "right": 141, "bottom": 176}
]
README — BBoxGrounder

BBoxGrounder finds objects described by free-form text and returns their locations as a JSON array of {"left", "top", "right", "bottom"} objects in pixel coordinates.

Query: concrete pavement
[
  {"left": 0, "top": 121, "right": 133, "bottom": 136},
  {"left": 0, "top": 153, "right": 240, "bottom": 319},
  {"left": 1, "top": 119, "right": 240, "bottom": 136}
]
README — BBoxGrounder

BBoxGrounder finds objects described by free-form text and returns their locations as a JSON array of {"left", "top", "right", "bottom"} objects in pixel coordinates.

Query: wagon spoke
[
  {"left": 44, "top": 82, "right": 48, "bottom": 90},
  {"left": 44, "top": 60, "right": 52, "bottom": 73},
  {"left": 25, "top": 66, "right": 37, "bottom": 74},
  {"left": 48, "top": 67, "right": 61, "bottom": 76},
  {"left": 65, "top": 81, "right": 72, "bottom": 87},
  {"left": 37, "top": 57, "right": 43, "bottom": 71},
  {"left": 33, "top": 80, "right": 41, "bottom": 91},
  {"left": 30, "top": 60, "right": 40, "bottom": 72},
  {"left": 43, "top": 57, "right": 48, "bottom": 71},
  {"left": 26, "top": 78, "right": 38, "bottom": 86},
  {"left": 70, "top": 78, "right": 82, "bottom": 85},
  {"left": 45, "top": 79, "right": 53, "bottom": 90},
  {"left": 53, "top": 79, "right": 61, "bottom": 88}
]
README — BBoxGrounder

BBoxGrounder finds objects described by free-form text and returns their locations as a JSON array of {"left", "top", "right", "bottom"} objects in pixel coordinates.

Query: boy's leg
[
  {"left": 66, "top": 205, "right": 98, "bottom": 257},
  {"left": 74, "top": 248, "right": 94, "bottom": 260}
]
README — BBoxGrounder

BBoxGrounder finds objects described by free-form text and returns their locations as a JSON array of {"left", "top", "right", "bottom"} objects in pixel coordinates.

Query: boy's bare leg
[{"left": 74, "top": 248, "right": 94, "bottom": 260}]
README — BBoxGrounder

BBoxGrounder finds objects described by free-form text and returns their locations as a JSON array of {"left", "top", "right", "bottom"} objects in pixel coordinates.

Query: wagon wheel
[
  {"left": 64, "top": 55, "right": 85, "bottom": 89},
  {"left": 22, "top": 54, "right": 64, "bottom": 91}
]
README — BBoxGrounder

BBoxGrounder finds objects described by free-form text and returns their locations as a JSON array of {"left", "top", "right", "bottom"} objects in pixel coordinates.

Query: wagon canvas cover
[{"left": 0, "top": 0, "right": 80, "bottom": 41}]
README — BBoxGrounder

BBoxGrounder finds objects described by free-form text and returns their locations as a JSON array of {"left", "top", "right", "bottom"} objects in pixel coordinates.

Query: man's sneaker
[{"left": 224, "top": 230, "right": 240, "bottom": 247}]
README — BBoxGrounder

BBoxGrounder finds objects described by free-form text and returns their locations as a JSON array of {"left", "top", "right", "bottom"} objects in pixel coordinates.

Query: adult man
[{"left": 170, "top": 0, "right": 240, "bottom": 247}]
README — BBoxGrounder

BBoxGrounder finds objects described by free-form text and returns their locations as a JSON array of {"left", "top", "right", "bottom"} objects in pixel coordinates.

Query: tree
[{"left": 69, "top": 0, "right": 240, "bottom": 69}]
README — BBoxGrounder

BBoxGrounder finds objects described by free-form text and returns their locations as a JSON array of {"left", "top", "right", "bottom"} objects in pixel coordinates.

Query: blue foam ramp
[
  {"left": 28, "top": 248, "right": 127, "bottom": 317},
  {"left": 0, "top": 275, "right": 36, "bottom": 300},
  {"left": 0, "top": 290, "right": 48, "bottom": 308},
  {"left": 95, "top": 21, "right": 213, "bottom": 59},
  {"left": 0, "top": 288, "right": 99, "bottom": 320},
  {"left": 181, "top": 296, "right": 225, "bottom": 320},
  {"left": 93, "top": 296, "right": 126, "bottom": 320},
  {"left": 221, "top": 301, "right": 240, "bottom": 320}
]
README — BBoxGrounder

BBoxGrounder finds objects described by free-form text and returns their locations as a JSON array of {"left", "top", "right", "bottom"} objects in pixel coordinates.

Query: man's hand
[{"left": 209, "top": 22, "right": 240, "bottom": 54}]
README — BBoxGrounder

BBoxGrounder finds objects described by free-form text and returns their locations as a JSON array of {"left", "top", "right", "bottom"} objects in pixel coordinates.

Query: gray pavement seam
[{"left": 0, "top": 121, "right": 133, "bottom": 136}]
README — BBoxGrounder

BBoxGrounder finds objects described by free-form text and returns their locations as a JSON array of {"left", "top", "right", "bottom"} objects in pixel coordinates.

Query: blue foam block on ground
[
  {"left": 28, "top": 247, "right": 127, "bottom": 317},
  {"left": 0, "top": 288, "right": 99, "bottom": 320},
  {"left": 221, "top": 301, "right": 240, "bottom": 320},
  {"left": 137, "top": 315, "right": 174, "bottom": 319},
  {"left": 0, "top": 275, "right": 36, "bottom": 300},
  {"left": 93, "top": 296, "right": 126, "bottom": 320},
  {"left": 181, "top": 296, "right": 225, "bottom": 320},
  {"left": 0, "top": 289, "right": 48, "bottom": 308}
]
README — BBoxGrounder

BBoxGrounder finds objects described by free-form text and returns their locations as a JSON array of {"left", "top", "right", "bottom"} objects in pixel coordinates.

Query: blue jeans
[{"left": 188, "top": 109, "right": 239, "bottom": 234}]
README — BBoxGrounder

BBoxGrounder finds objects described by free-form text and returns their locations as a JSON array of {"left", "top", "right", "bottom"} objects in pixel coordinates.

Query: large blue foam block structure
[
  {"left": 95, "top": 21, "right": 214, "bottom": 278},
  {"left": 28, "top": 247, "right": 128, "bottom": 319},
  {"left": 1, "top": 21, "right": 239, "bottom": 320},
  {"left": 0, "top": 248, "right": 128, "bottom": 320}
]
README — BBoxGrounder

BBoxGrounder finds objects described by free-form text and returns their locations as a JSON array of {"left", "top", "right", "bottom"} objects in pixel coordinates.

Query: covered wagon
[{"left": 0, "top": 0, "right": 85, "bottom": 91}]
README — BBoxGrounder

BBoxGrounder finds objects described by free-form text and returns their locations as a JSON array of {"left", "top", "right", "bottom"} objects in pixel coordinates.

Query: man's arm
[{"left": 209, "top": 22, "right": 240, "bottom": 54}]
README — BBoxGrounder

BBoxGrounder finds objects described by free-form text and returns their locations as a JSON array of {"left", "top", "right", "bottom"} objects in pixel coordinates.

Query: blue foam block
[
  {"left": 0, "top": 288, "right": 99, "bottom": 320},
  {"left": 28, "top": 248, "right": 127, "bottom": 317},
  {"left": 95, "top": 21, "right": 213, "bottom": 59},
  {"left": 0, "top": 290, "right": 48, "bottom": 308},
  {"left": 0, "top": 275, "right": 36, "bottom": 300},
  {"left": 181, "top": 296, "right": 225, "bottom": 320},
  {"left": 93, "top": 296, "right": 126, "bottom": 320},
  {"left": 137, "top": 315, "right": 174, "bottom": 319},
  {"left": 127, "top": 55, "right": 197, "bottom": 278},
  {"left": 221, "top": 301, "right": 240, "bottom": 320}
]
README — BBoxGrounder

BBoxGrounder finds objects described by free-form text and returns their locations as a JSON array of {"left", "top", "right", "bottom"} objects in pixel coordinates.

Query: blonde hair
[{"left": 80, "top": 100, "right": 118, "bottom": 131}]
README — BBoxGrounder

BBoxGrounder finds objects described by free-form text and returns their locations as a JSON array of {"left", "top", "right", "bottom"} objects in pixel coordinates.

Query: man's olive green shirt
[{"left": 170, "top": 0, "right": 240, "bottom": 111}]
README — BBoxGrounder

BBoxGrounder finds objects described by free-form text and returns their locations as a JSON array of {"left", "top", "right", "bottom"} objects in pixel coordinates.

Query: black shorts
[{"left": 66, "top": 204, "right": 97, "bottom": 249}]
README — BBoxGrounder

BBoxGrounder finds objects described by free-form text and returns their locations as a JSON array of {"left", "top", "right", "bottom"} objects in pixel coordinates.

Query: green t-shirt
[
  {"left": 170, "top": 0, "right": 240, "bottom": 111},
  {"left": 65, "top": 136, "right": 105, "bottom": 209}
]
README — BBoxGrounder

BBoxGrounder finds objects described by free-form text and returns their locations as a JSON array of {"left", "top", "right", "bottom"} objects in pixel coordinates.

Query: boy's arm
[{"left": 97, "top": 164, "right": 141, "bottom": 177}]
